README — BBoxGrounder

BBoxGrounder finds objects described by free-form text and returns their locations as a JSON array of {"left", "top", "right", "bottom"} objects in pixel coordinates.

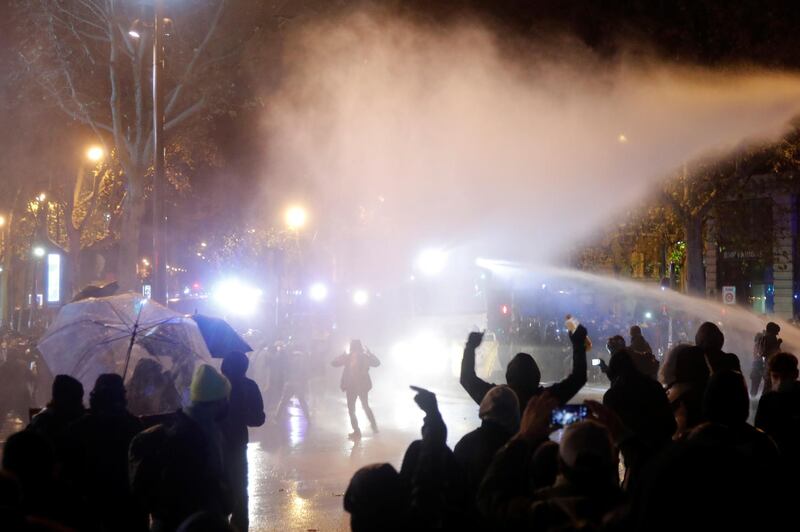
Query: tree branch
[
  {"left": 164, "top": 0, "right": 226, "bottom": 118},
  {"left": 165, "top": 97, "right": 205, "bottom": 131}
]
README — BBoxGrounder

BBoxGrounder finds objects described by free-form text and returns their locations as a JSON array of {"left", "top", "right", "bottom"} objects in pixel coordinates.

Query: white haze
[{"left": 260, "top": 11, "right": 800, "bottom": 280}]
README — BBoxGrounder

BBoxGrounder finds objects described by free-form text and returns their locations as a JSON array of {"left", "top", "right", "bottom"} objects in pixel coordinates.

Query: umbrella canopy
[
  {"left": 191, "top": 314, "right": 252, "bottom": 358},
  {"left": 38, "top": 293, "right": 212, "bottom": 414}
]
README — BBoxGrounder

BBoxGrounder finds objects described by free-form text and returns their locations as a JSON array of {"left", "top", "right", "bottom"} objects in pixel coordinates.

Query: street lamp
[
  {"left": 415, "top": 248, "right": 447, "bottom": 276},
  {"left": 285, "top": 205, "right": 308, "bottom": 231},
  {"left": 86, "top": 145, "right": 105, "bottom": 162},
  {"left": 309, "top": 282, "right": 329, "bottom": 302},
  {"left": 0, "top": 215, "right": 5, "bottom": 227},
  {"left": 32, "top": 246, "right": 45, "bottom": 258}
]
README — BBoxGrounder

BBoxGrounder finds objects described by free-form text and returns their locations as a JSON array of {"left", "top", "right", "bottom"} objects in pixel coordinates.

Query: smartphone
[
  {"left": 591, "top": 358, "right": 602, "bottom": 367},
  {"left": 551, "top": 404, "right": 589, "bottom": 427}
]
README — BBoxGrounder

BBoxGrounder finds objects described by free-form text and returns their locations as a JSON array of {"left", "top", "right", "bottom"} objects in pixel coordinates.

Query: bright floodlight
[
  {"left": 644, "top": 311, "right": 653, "bottom": 320},
  {"left": 353, "top": 289, "right": 369, "bottom": 306},
  {"left": 0, "top": 215, "right": 5, "bottom": 227},
  {"left": 309, "top": 282, "right": 328, "bottom": 302},
  {"left": 213, "top": 278, "right": 263, "bottom": 316},
  {"left": 86, "top": 145, "right": 105, "bottom": 162},
  {"left": 128, "top": 29, "right": 141, "bottom": 39},
  {"left": 32, "top": 246, "right": 45, "bottom": 258},
  {"left": 416, "top": 248, "right": 447, "bottom": 276},
  {"left": 285, "top": 205, "right": 308, "bottom": 230}
]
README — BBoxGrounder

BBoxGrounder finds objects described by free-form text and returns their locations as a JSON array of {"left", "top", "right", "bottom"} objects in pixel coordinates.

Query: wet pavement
[
  {"left": 245, "top": 382, "right": 607, "bottom": 531},
  {"left": 0, "top": 380, "right": 606, "bottom": 532}
]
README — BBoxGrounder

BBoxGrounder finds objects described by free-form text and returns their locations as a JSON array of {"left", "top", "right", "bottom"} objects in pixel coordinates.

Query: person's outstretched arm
[
  {"left": 331, "top": 354, "right": 347, "bottom": 367},
  {"left": 546, "top": 324, "right": 588, "bottom": 405},
  {"left": 460, "top": 332, "right": 494, "bottom": 405},
  {"left": 366, "top": 350, "right": 381, "bottom": 367}
]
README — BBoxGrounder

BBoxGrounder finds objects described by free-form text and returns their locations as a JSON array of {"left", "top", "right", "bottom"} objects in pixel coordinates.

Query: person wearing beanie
[
  {"left": 454, "top": 385, "right": 520, "bottom": 527},
  {"left": 63, "top": 374, "right": 146, "bottom": 532},
  {"left": 130, "top": 364, "right": 233, "bottom": 532},
  {"left": 220, "top": 352, "right": 265, "bottom": 532}
]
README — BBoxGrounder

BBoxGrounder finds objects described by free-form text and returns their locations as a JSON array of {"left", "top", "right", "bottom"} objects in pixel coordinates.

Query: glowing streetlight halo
[
  {"left": 285, "top": 205, "right": 308, "bottom": 231},
  {"left": 309, "top": 282, "right": 329, "bottom": 302},
  {"left": 415, "top": 248, "right": 448, "bottom": 276},
  {"left": 352, "top": 289, "right": 369, "bottom": 307},
  {"left": 86, "top": 145, "right": 105, "bottom": 162}
]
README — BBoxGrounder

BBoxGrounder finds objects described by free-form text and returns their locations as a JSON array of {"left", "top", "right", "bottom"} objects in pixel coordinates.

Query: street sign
[{"left": 722, "top": 286, "right": 736, "bottom": 305}]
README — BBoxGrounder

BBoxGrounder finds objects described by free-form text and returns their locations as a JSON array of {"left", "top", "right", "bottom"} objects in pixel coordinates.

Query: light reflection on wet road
[
  {"left": 244, "top": 382, "right": 606, "bottom": 531},
  {"left": 0, "top": 373, "right": 605, "bottom": 531}
]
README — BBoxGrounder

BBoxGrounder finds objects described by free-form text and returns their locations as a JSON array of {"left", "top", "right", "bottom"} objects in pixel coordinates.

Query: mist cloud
[{"left": 260, "top": 10, "right": 800, "bottom": 281}]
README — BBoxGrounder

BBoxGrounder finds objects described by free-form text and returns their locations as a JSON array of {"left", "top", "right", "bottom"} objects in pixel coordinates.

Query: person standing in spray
[
  {"left": 332, "top": 340, "right": 380, "bottom": 440},
  {"left": 752, "top": 322, "right": 783, "bottom": 396}
]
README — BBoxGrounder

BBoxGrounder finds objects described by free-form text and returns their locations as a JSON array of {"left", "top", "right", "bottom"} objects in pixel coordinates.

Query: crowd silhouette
[{"left": 0, "top": 318, "right": 798, "bottom": 531}]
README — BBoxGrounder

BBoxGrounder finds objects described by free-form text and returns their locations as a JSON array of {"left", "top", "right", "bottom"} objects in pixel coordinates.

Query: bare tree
[{"left": 17, "top": 0, "right": 237, "bottom": 289}]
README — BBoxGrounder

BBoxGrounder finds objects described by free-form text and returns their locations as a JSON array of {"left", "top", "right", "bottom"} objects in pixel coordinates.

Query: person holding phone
[
  {"left": 331, "top": 340, "right": 381, "bottom": 440},
  {"left": 460, "top": 322, "right": 588, "bottom": 415}
]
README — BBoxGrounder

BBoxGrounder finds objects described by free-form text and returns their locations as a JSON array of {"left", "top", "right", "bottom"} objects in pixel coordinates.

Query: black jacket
[
  {"left": 460, "top": 337, "right": 586, "bottom": 413},
  {"left": 454, "top": 420, "right": 514, "bottom": 526},
  {"left": 129, "top": 411, "right": 231, "bottom": 532},
  {"left": 63, "top": 409, "right": 147, "bottom": 532},
  {"left": 222, "top": 376, "right": 266, "bottom": 449},
  {"left": 755, "top": 381, "right": 800, "bottom": 460}
]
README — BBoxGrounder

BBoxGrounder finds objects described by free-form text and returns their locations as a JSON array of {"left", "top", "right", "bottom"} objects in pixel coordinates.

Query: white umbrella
[{"left": 38, "top": 292, "right": 212, "bottom": 412}]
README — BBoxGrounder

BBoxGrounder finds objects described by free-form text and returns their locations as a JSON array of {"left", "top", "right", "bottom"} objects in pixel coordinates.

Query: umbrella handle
[
  {"left": 122, "top": 323, "right": 138, "bottom": 380},
  {"left": 122, "top": 301, "right": 146, "bottom": 380}
]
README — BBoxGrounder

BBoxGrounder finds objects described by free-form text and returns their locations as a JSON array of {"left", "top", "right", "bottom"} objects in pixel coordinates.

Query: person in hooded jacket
[
  {"left": 460, "top": 325, "right": 587, "bottom": 416},
  {"left": 2, "top": 429, "right": 93, "bottom": 531},
  {"left": 344, "top": 463, "right": 410, "bottom": 532},
  {"left": 453, "top": 385, "right": 519, "bottom": 529},
  {"left": 602, "top": 348, "right": 675, "bottom": 489},
  {"left": 220, "top": 352, "right": 265, "bottom": 532},
  {"left": 755, "top": 352, "right": 800, "bottom": 472},
  {"left": 754, "top": 322, "right": 782, "bottom": 395},
  {"left": 399, "top": 386, "right": 468, "bottom": 530},
  {"left": 130, "top": 365, "right": 233, "bottom": 532},
  {"left": 27, "top": 374, "right": 85, "bottom": 454},
  {"left": 698, "top": 370, "right": 779, "bottom": 475},
  {"left": 628, "top": 326, "right": 652, "bottom": 355},
  {"left": 694, "top": 322, "right": 741, "bottom": 373},
  {"left": 62, "top": 374, "right": 146, "bottom": 532},
  {"left": 661, "top": 343, "right": 710, "bottom": 440},
  {"left": 331, "top": 340, "right": 380, "bottom": 440}
]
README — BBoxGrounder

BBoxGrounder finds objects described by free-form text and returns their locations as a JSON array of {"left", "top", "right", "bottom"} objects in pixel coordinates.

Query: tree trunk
[
  {"left": 684, "top": 215, "right": 705, "bottom": 296},
  {"left": 65, "top": 221, "right": 81, "bottom": 301},
  {"left": 118, "top": 179, "right": 146, "bottom": 292}
]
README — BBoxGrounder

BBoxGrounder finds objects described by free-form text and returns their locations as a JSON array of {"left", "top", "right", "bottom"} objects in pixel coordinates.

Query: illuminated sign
[{"left": 47, "top": 254, "right": 61, "bottom": 303}]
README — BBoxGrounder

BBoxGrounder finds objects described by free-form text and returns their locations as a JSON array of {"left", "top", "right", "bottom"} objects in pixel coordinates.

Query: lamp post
[
  {"left": 0, "top": 214, "right": 7, "bottom": 326},
  {"left": 152, "top": 0, "right": 167, "bottom": 304}
]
